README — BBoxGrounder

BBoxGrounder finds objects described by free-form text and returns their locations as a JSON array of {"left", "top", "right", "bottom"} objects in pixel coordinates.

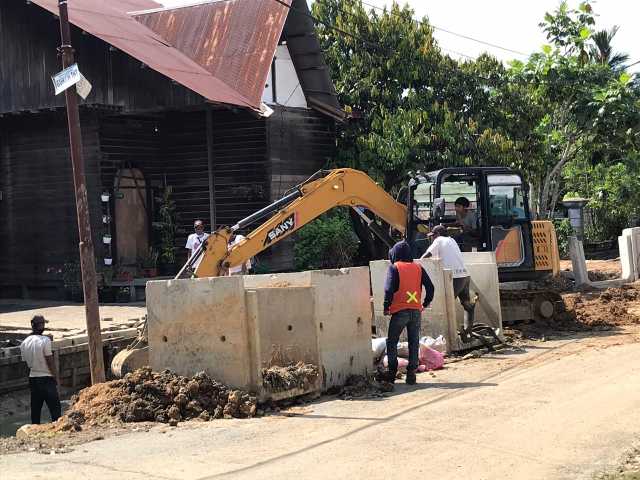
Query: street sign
[
  {"left": 76, "top": 73, "right": 93, "bottom": 100},
  {"left": 51, "top": 63, "right": 81, "bottom": 95}
]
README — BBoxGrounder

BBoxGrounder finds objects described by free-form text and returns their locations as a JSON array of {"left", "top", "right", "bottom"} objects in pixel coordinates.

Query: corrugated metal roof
[{"left": 29, "top": 0, "right": 292, "bottom": 111}]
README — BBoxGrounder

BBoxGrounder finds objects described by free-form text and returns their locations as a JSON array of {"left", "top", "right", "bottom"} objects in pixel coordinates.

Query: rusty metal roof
[{"left": 29, "top": 0, "right": 292, "bottom": 111}]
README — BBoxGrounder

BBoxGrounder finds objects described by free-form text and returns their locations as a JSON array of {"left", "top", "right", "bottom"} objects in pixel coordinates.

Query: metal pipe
[
  {"left": 57, "top": 0, "right": 105, "bottom": 384},
  {"left": 232, "top": 189, "right": 302, "bottom": 231}
]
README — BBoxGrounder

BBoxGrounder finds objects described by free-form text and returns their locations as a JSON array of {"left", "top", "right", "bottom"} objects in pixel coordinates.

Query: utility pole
[{"left": 57, "top": 0, "right": 105, "bottom": 384}]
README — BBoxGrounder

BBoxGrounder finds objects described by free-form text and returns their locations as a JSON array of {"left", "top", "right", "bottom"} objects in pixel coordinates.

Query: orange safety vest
[{"left": 389, "top": 262, "right": 423, "bottom": 314}]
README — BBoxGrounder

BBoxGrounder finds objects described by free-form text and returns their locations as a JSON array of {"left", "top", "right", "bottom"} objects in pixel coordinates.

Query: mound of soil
[
  {"left": 338, "top": 375, "right": 394, "bottom": 400},
  {"left": 511, "top": 284, "right": 640, "bottom": 338},
  {"left": 41, "top": 368, "right": 257, "bottom": 434},
  {"left": 262, "top": 362, "right": 319, "bottom": 392}
]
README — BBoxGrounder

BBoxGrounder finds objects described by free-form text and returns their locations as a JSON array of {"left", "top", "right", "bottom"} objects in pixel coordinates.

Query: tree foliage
[{"left": 311, "top": 0, "right": 640, "bottom": 248}]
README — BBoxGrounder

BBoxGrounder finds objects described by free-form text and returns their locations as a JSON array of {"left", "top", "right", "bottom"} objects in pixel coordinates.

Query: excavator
[
  {"left": 112, "top": 167, "right": 560, "bottom": 375},
  {"left": 182, "top": 167, "right": 559, "bottom": 285}
]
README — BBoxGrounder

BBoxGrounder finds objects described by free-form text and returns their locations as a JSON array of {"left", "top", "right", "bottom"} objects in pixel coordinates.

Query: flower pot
[
  {"left": 104, "top": 258, "right": 113, "bottom": 266},
  {"left": 103, "top": 236, "right": 112, "bottom": 245},
  {"left": 101, "top": 193, "right": 110, "bottom": 202}
]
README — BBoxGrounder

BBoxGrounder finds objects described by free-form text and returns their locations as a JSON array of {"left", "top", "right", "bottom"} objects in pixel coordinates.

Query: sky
[{"left": 159, "top": 0, "right": 640, "bottom": 72}]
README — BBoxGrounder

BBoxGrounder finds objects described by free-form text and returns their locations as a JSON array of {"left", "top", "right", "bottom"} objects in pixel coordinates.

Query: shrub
[{"left": 294, "top": 210, "right": 359, "bottom": 271}]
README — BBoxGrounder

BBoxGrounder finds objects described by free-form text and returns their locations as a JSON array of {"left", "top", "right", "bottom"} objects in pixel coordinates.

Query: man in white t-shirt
[
  {"left": 228, "top": 233, "right": 252, "bottom": 276},
  {"left": 421, "top": 225, "right": 476, "bottom": 339},
  {"left": 185, "top": 220, "right": 210, "bottom": 259},
  {"left": 20, "top": 315, "right": 61, "bottom": 424}
]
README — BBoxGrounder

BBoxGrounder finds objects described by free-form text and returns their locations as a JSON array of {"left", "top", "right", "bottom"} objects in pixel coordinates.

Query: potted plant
[
  {"left": 101, "top": 191, "right": 110, "bottom": 202},
  {"left": 153, "top": 185, "right": 178, "bottom": 275},
  {"left": 139, "top": 247, "right": 159, "bottom": 277},
  {"left": 103, "top": 233, "right": 112, "bottom": 245},
  {"left": 104, "top": 257, "right": 113, "bottom": 266}
]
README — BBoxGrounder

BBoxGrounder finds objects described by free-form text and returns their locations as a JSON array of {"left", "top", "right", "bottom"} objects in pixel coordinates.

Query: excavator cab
[{"left": 406, "top": 167, "right": 543, "bottom": 282}]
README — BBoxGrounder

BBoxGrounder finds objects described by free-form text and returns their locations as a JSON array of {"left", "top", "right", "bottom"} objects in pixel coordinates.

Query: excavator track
[{"left": 499, "top": 288, "right": 565, "bottom": 324}]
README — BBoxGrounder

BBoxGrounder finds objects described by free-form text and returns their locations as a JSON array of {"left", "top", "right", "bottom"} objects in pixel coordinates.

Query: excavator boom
[{"left": 193, "top": 168, "right": 407, "bottom": 277}]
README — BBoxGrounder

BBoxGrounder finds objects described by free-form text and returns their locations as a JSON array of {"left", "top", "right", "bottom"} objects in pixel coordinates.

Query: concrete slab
[
  {"left": 147, "top": 276, "right": 253, "bottom": 390},
  {"left": 246, "top": 267, "right": 373, "bottom": 389},
  {"left": 569, "top": 237, "right": 591, "bottom": 288}
]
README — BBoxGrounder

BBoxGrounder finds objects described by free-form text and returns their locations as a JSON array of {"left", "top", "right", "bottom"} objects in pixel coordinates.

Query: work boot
[{"left": 405, "top": 370, "right": 417, "bottom": 385}]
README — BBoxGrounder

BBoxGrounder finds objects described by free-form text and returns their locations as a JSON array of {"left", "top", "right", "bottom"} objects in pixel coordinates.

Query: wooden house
[{"left": 0, "top": 0, "right": 342, "bottom": 298}]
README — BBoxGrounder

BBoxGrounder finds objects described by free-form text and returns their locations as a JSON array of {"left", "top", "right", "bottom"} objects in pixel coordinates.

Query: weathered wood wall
[
  {"left": 0, "top": 111, "right": 102, "bottom": 297},
  {"left": 0, "top": 2, "right": 202, "bottom": 115},
  {"left": 264, "top": 107, "right": 336, "bottom": 271}
]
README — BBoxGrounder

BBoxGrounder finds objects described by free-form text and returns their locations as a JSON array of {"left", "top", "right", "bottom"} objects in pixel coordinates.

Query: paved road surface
[{"left": 2, "top": 329, "right": 640, "bottom": 480}]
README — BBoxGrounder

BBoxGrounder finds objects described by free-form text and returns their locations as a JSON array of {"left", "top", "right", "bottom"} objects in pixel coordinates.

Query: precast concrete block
[
  {"left": 370, "top": 260, "right": 453, "bottom": 351},
  {"left": 245, "top": 287, "right": 322, "bottom": 399},
  {"left": 246, "top": 267, "right": 372, "bottom": 389},
  {"left": 449, "top": 262, "right": 503, "bottom": 352},
  {"left": 146, "top": 276, "right": 253, "bottom": 389},
  {"left": 461, "top": 252, "right": 496, "bottom": 264},
  {"left": 619, "top": 234, "right": 635, "bottom": 282}
]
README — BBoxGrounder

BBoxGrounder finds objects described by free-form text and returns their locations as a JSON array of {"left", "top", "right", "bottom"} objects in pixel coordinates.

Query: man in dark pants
[
  {"left": 20, "top": 315, "right": 61, "bottom": 424},
  {"left": 421, "top": 225, "right": 476, "bottom": 340},
  {"left": 383, "top": 240, "right": 435, "bottom": 385}
]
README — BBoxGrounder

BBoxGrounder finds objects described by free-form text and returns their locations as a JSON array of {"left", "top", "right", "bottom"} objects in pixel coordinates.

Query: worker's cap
[
  {"left": 193, "top": 220, "right": 204, "bottom": 228},
  {"left": 428, "top": 225, "right": 447, "bottom": 237},
  {"left": 30, "top": 315, "right": 48, "bottom": 326}
]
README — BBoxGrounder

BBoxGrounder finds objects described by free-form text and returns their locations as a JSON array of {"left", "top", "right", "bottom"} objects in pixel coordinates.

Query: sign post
[{"left": 56, "top": 0, "right": 105, "bottom": 384}]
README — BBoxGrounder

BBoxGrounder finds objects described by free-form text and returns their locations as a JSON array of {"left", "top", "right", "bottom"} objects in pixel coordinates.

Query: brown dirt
[
  {"left": 261, "top": 362, "right": 319, "bottom": 392},
  {"left": 338, "top": 374, "right": 394, "bottom": 400},
  {"left": 560, "top": 258, "right": 622, "bottom": 281},
  {"left": 24, "top": 367, "right": 257, "bottom": 439},
  {"left": 508, "top": 284, "right": 640, "bottom": 339}
]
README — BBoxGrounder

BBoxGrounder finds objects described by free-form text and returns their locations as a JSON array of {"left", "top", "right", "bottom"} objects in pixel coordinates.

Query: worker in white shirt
[
  {"left": 228, "top": 233, "right": 252, "bottom": 276},
  {"left": 20, "top": 315, "right": 61, "bottom": 424},
  {"left": 185, "top": 219, "right": 209, "bottom": 259},
  {"left": 421, "top": 225, "right": 476, "bottom": 340}
]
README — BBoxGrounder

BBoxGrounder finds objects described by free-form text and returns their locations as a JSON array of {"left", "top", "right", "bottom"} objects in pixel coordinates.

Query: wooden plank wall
[
  {"left": 0, "top": 111, "right": 102, "bottom": 297},
  {"left": 263, "top": 106, "right": 336, "bottom": 271},
  {"left": 0, "top": 2, "right": 202, "bottom": 115},
  {"left": 98, "top": 110, "right": 270, "bottom": 266}
]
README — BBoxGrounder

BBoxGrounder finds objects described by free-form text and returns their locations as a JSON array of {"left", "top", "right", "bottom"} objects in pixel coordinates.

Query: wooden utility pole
[
  {"left": 206, "top": 107, "right": 216, "bottom": 231},
  {"left": 57, "top": 0, "right": 105, "bottom": 384}
]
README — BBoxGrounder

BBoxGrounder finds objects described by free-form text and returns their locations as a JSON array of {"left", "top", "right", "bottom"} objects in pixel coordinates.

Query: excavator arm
[{"left": 189, "top": 168, "right": 407, "bottom": 278}]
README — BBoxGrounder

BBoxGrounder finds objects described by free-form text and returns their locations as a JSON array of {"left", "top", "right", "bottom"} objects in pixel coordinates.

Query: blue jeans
[{"left": 386, "top": 309, "right": 421, "bottom": 373}]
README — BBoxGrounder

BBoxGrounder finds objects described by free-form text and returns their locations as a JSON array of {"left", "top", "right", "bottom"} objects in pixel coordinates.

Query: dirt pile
[
  {"left": 50, "top": 367, "right": 257, "bottom": 432},
  {"left": 262, "top": 362, "right": 319, "bottom": 392},
  {"left": 511, "top": 284, "right": 640, "bottom": 338},
  {"left": 338, "top": 375, "right": 394, "bottom": 400}
]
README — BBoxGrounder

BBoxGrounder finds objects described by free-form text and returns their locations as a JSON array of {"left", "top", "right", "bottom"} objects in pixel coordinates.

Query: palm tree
[{"left": 589, "top": 26, "right": 630, "bottom": 70}]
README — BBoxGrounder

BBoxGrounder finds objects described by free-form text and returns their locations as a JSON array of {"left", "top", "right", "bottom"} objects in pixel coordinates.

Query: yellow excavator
[
  {"left": 112, "top": 167, "right": 560, "bottom": 375},
  {"left": 182, "top": 167, "right": 559, "bottom": 285}
]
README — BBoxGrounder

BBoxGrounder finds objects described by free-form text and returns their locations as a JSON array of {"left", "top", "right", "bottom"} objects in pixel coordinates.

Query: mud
[
  {"left": 262, "top": 362, "right": 319, "bottom": 392},
  {"left": 338, "top": 375, "right": 394, "bottom": 400},
  {"left": 28, "top": 367, "right": 257, "bottom": 437},
  {"left": 510, "top": 284, "right": 640, "bottom": 338}
]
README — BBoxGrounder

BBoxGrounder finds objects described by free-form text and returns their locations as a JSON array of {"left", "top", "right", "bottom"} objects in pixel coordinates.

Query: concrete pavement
[{"left": 2, "top": 329, "right": 640, "bottom": 480}]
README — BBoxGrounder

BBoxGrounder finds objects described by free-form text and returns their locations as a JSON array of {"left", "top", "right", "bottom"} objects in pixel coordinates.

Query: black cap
[
  {"left": 31, "top": 315, "right": 48, "bottom": 325},
  {"left": 428, "top": 225, "right": 447, "bottom": 237}
]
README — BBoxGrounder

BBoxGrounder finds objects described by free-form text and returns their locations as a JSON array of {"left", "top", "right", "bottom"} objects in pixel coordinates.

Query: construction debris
[
  {"left": 338, "top": 374, "right": 394, "bottom": 400},
  {"left": 261, "top": 362, "right": 319, "bottom": 393},
  {"left": 46, "top": 367, "right": 257, "bottom": 432}
]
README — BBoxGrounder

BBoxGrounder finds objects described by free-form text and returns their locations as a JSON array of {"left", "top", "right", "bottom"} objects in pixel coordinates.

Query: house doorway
[{"left": 114, "top": 168, "right": 149, "bottom": 272}]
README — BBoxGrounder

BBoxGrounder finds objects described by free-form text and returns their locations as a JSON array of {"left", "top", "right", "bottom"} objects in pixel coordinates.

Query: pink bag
[
  {"left": 382, "top": 355, "right": 409, "bottom": 372},
  {"left": 419, "top": 344, "right": 444, "bottom": 370}
]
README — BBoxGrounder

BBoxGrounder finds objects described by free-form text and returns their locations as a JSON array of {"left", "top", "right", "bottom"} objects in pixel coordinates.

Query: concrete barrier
[
  {"left": 245, "top": 267, "right": 372, "bottom": 389},
  {"left": 370, "top": 253, "right": 502, "bottom": 352},
  {"left": 147, "top": 267, "right": 373, "bottom": 396}
]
